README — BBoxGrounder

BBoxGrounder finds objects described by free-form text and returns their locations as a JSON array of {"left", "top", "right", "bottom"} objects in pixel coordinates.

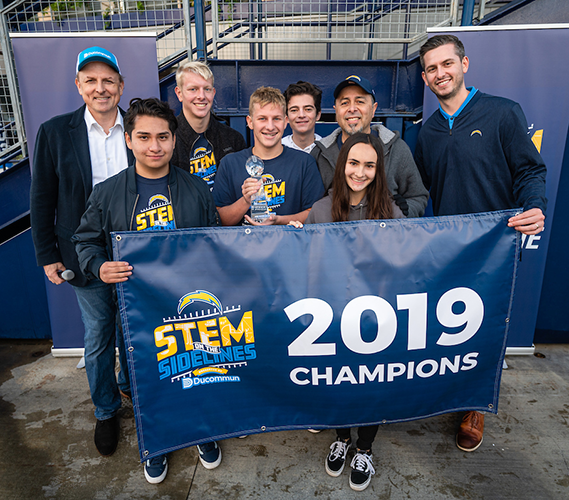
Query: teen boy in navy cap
[
  {"left": 311, "top": 75, "right": 428, "bottom": 217},
  {"left": 31, "top": 46, "right": 133, "bottom": 458}
]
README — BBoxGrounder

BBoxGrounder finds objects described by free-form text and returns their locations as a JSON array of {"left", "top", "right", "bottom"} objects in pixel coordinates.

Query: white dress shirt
[{"left": 84, "top": 108, "right": 129, "bottom": 187}]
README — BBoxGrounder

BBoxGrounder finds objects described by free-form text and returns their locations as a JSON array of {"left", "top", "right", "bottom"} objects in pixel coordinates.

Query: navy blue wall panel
[
  {"left": 161, "top": 58, "right": 424, "bottom": 120},
  {"left": 535, "top": 127, "right": 569, "bottom": 342},
  {"left": 0, "top": 228, "right": 51, "bottom": 339},
  {"left": 0, "top": 159, "right": 30, "bottom": 229}
]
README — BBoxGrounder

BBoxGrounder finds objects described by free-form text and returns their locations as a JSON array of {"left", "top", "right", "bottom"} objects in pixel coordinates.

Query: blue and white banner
[{"left": 114, "top": 211, "right": 519, "bottom": 461}]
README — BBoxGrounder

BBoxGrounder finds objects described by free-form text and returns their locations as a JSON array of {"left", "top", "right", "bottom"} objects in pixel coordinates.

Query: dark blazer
[
  {"left": 73, "top": 164, "right": 219, "bottom": 281},
  {"left": 30, "top": 104, "right": 134, "bottom": 287}
]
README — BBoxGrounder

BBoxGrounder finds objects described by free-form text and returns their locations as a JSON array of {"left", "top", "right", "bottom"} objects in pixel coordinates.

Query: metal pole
[
  {"left": 194, "top": 0, "right": 207, "bottom": 60},
  {"left": 366, "top": 3, "right": 374, "bottom": 61},
  {"left": 450, "top": 0, "right": 460, "bottom": 25},
  {"left": 0, "top": 18, "right": 27, "bottom": 158},
  {"left": 461, "top": 0, "right": 476, "bottom": 26},
  {"left": 256, "top": 0, "right": 263, "bottom": 60},
  {"left": 211, "top": 0, "right": 219, "bottom": 58},
  {"left": 326, "top": 0, "right": 332, "bottom": 61},
  {"left": 402, "top": 2, "right": 410, "bottom": 60},
  {"left": 249, "top": 0, "right": 255, "bottom": 60},
  {"left": 182, "top": 0, "right": 195, "bottom": 60},
  {"left": 479, "top": 0, "right": 487, "bottom": 21}
]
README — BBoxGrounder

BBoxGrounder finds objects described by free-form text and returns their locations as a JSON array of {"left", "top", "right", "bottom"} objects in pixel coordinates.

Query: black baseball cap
[{"left": 334, "top": 75, "right": 375, "bottom": 102}]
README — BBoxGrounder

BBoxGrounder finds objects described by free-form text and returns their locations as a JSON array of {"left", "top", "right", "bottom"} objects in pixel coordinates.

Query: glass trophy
[{"left": 245, "top": 155, "right": 270, "bottom": 223}]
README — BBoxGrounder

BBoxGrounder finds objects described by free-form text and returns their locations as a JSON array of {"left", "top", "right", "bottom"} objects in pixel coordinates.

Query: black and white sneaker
[
  {"left": 325, "top": 438, "right": 351, "bottom": 477},
  {"left": 349, "top": 450, "right": 375, "bottom": 491}
]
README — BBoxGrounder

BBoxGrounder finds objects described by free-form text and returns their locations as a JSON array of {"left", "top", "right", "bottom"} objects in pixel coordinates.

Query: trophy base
[{"left": 251, "top": 213, "right": 271, "bottom": 223}]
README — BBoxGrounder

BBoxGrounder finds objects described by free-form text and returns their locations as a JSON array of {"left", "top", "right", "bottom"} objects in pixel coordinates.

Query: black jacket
[
  {"left": 171, "top": 112, "right": 246, "bottom": 172},
  {"left": 73, "top": 164, "right": 219, "bottom": 281},
  {"left": 30, "top": 105, "right": 134, "bottom": 287}
]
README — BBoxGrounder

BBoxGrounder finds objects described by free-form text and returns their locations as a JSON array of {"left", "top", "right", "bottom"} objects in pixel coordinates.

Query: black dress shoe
[{"left": 94, "top": 415, "right": 120, "bottom": 456}]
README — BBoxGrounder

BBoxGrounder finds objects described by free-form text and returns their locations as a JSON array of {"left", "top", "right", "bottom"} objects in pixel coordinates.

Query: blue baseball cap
[
  {"left": 334, "top": 75, "right": 375, "bottom": 102},
  {"left": 76, "top": 46, "right": 121, "bottom": 75}
]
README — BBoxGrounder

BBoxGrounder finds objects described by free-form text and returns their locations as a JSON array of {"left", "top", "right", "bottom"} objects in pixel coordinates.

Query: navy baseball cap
[
  {"left": 334, "top": 75, "right": 375, "bottom": 102},
  {"left": 76, "top": 46, "right": 121, "bottom": 74}
]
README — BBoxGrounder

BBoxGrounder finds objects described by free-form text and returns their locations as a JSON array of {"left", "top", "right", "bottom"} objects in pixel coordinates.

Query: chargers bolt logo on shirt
[
  {"left": 154, "top": 290, "right": 256, "bottom": 389},
  {"left": 136, "top": 195, "right": 175, "bottom": 231},
  {"left": 527, "top": 123, "right": 544, "bottom": 153}
]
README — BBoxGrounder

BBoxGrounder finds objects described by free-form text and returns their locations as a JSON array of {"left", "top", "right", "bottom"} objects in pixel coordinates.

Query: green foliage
[
  {"left": 102, "top": 5, "right": 111, "bottom": 30},
  {"left": 50, "top": 1, "right": 84, "bottom": 22},
  {"left": 51, "top": 1, "right": 83, "bottom": 13}
]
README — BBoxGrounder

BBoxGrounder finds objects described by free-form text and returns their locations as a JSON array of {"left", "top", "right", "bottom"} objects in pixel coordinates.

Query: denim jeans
[{"left": 74, "top": 280, "right": 129, "bottom": 420}]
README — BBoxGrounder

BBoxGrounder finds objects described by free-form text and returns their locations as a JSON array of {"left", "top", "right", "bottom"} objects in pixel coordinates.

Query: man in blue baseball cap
[
  {"left": 311, "top": 75, "right": 428, "bottom": 218},
  {"left": 76, "top": 46, "right": 122, "bottom": 75},
  {"left": 31, "top": 46, "right": 133, "bottom": 458}
]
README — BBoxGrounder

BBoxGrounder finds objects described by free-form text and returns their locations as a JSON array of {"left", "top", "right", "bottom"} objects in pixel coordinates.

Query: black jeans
[{"left": 336, "top": 425, "right": 379, "bottom": 452}]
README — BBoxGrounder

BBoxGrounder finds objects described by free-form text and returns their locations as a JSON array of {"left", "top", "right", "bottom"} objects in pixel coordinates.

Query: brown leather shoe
[{"left": 456, "top": 411, "right": 484, "bottom": 452}]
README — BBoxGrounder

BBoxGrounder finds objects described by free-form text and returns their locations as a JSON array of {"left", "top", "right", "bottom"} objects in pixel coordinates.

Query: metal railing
[
  {"left": 0, "top": 0, "right": 198, "bottom": 165},
  {"left": 0, "top": 0, "right": 504, "bottom": 167},
  {"left": 210, "top": 1, "right": 458, "bottom": 60}
]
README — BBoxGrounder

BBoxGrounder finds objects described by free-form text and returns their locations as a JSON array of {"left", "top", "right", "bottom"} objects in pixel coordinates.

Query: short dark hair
[
  {"left": 419, "top": 34, "right": 466, "bottom": 69},
  {"left": 124, "top": 98, "right": 178, "bottom": 137},
  {"left": 283, "top": 81, "right": 322, "bottom": 114}
]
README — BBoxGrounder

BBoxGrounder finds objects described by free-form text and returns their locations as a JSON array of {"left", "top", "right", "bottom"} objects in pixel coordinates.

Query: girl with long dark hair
[
  {"left": 305, "top": 132, "right": 402, "bottom": 224},
  {"left": 291, "top": 132, "right": 404, "bottom": 491}
]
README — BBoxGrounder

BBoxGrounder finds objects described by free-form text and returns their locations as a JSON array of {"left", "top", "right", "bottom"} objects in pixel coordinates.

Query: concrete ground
[{"left": 0, "top": 340, "right": 568, "bottom": 500}]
